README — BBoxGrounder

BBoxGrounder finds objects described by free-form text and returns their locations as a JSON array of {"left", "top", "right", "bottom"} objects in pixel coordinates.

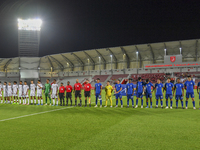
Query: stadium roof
[{"left": 0, "top": 39, "right": 199, "bottom": 72}]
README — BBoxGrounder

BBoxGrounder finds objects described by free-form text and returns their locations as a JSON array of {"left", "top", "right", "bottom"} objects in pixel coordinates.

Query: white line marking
[
  {"left": 0, "top": 100, "right": 108, "bottom": 122},
  {"left": 0, "top": 107, "right": 73, "bottom": 122}
]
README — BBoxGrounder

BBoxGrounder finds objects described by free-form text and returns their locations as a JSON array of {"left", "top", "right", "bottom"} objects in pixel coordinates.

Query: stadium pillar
[{"left": 195, "top": 40, "right": 198, "bottom": 61}]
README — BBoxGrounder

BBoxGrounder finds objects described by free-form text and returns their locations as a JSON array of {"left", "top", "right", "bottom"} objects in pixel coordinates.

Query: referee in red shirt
[
  {"left": 74, "top": 79, "right": 82, "bottom": 107},
  {"left": 84, "top": 79, "right": 92, "bottom": 107},
  {"left": 59, "top": 83, "right": 65, "bottom": 106},
  {"left": 66, "top": 81, "right": 73, "bottom": 106}
]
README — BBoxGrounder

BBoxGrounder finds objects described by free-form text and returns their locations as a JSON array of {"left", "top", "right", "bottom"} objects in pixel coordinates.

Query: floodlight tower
[{"left": 18, "top": 19, "right": 42, "bottom": 57}]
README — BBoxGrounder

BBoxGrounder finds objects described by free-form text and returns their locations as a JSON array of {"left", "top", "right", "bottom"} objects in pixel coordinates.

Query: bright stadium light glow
[
  {"left": 179, "top": 47, "right": 182, "bottom": 54},
  {"left": 110, "top": 55, "right": 112, "bottom": 57},
  {"left": 18, "top": 18, "right": 42, "bottom": 31},
  {"left": 136, "top": 51, "right": 138, "bottom": 54}
]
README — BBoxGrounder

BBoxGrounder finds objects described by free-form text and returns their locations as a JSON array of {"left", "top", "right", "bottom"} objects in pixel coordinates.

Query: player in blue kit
[
  {"left": 155, "top": 79, "right": 164, "bottom": 108},
  {"left": 197, "top": 81, "right": 200, "bottom": 109},
  {"left": 184, "top": 76, "right": 196, "bottom": 109},
  {"left": 135, "top": 77, "right": 144, "bottom": 108},
  {"left": 126, "top": 78, "right": 136, "bottom": 108},
  {"left": 173, "top": 78, "right": 184, "bottom": 109},
  {"left": 163, "top": 78, "right": 174, "bottom": 109},
  {"left": 115, "top": 80, "right": 123, "bottom": 108},
  {"left": 94, "top": 78, "right": 102, "bottom": 108},
  {"left": 145, "top": 79, "right": 154, "bottom": 108}
]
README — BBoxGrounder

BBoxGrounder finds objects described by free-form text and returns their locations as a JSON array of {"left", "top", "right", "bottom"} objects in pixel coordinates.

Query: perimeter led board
[{"left": 18, "top": 19, "right": 42, "bottom": 31}]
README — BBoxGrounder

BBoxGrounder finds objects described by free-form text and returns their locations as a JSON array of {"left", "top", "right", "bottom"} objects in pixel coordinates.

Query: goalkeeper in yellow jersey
[{"left": 104, "top": 81, "right": 113, "bottom": 108}]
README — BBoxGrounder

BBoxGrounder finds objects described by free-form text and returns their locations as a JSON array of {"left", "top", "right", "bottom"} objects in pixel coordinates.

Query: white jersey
[
  {"left": 23, "top": 85, "right": 29, "bottom": 96},
  {"left": 3, "top": 85, "right": 7, "bottom": 97},
  {"left": 0, "top": 84, "right": 2, "bottom": 96},
  {"left": 18, "top": 84, "right": 23, "bottom": 97},
  {"left": 51, "top": 83, "right": 58, "bottom": 94},
  {"left": 30, "top": 84, "right": 36, "bottom": 92},
  {"left": 7, "top": 85, "right": 12, "bottom": 96},
  {"left": 30, "top": 84, "right": 36, "bottom": 96},
  {"left": 37, "top": 84, "right": 43, "bottom": 95},
  {"left": 13, "top": 84, "right": 18, "bottom": 96}
]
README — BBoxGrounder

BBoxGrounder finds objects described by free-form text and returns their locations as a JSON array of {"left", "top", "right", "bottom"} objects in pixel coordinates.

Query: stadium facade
[{"left": 0, "top": 39, "right": 199, "bottom": 82}]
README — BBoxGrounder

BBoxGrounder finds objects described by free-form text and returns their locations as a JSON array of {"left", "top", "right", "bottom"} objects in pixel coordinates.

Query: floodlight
[{"left": 18, "top": 18, "right": 42, "bottom": 31}]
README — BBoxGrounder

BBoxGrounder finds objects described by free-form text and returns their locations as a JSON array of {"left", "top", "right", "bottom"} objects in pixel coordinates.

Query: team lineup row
[{"left": 0, "top": 76, "right": 200, "bottom": 109}]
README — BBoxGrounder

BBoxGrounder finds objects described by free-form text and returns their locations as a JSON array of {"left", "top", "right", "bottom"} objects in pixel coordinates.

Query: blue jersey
[
  {"left": 137, "top": 81, "right": 144, "bottom": 93},
  {"left": 126, "top": 83, "right": 135, "bottom": 95},
  {"left": 115, "top": 84, "right": 122, "bottom": 94},
  {"left": 198, "top": 82, "right": 200, "bottom": 92},
  {"left": 165, "top": 82, "right": 174, "bottom": 95},
  {"left": 175, "top": 83, "right": 184, "bottom": 96},
  {"left": 146, "top": 82, "right": 153, "bottom": 94},
  {"left": 155, "top": 83, "right": 163, "bottom": 95},
  {"left": 184, "top": 80, "right": 195, "bottom": 93},
  {"left": 95, "top": 83, "right": 102, "bottom": 94}
]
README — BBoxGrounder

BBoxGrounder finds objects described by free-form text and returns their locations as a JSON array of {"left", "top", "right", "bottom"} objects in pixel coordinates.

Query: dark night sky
[{"left": 0, "top": 0, "right": 200, "bottom": 58}]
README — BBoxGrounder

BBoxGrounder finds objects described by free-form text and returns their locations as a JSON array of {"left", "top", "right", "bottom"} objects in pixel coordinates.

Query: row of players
[{"left": 0, "top": 76, "right": 200, "bottom": 109}]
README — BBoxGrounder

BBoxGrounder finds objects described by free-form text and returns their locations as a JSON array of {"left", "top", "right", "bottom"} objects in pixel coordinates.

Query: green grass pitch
[{"left": 0, "top": 90, "right": 200, "bottom": 150}]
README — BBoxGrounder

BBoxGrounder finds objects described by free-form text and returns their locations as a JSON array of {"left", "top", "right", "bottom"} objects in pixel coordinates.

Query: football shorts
[
  {"left": 59, "top": 93, "right": 64, "bottom": 99},
  {"left": 51, "top": 93, "right": 58, "bottom": 99},
  {"left": 8, "top": 92, "right": 13, "bottom": 97},
  {"left": 146, "top": 93, "right": 152, "bottom": 98},
  {"left": 165, "top": 94, "right": 173, "bottom": 100},
  {"left": 66, "top": 92, "right": 72, "bottom": 98},
  {"left": 127, "top": 94, "right": 133, "bottom": 100},
  {"left": 75, "top": 90, "right": 81, "bottom": 98},
  {"left": 156, "top": 95, "right": 163, "bottom": 100},
  {"left": 37, "top": 93, "right": 42, "bottom": 97},
  {"left": 30, "top": 91, "right": 35, "bottom": 97},
  {"left": 95, "top": 93, "right": 100, "bottom": 98},
  {"left": 115, "top": 93, "right": 122, "bottom": 99},
  {"left": 137, "top": 92, "right": 143, "bottom": 98},
  {"left": 175, "top": 95, "right": 183, "bottom": 100},
  {"left": 106, "top": 95, "right": 112, "bottom": 100},
  {"left": 186, "top": 92, "right": 194, "bottom": 98},
  {"left": 13, "top": 93, "right": 18, "bottom": 97},
  {"left": 84, "top": 91, "right": 90, "bottom": 97},
  {"left": 3, "top": 92, "right": 7, "bottom": 97},
  {"left": 18, "top": 92, "right": 23, "bottom": 97},
  {"left": 23, "top": 94, "right": 29, "bottom": 98}
]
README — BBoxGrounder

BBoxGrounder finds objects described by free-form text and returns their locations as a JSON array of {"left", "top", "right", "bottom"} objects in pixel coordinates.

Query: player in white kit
[
  {"left": 7, "top": 82, "right": 13, "bottom": 104},
  {"left": 30, "top": 80, "right": 36, "bottom": 105},
  {"left": 18, "top": 81, "right": 23, "bottom": 104},
  {"left": 51, "top": 79, "right": 58, "bottom": 106},
  {"left": 3, "top": 82, "right": 7, "bottom": 103},
  {"left": 13, "top": 81, "right": 18, "bottom": 104},
  {"left": 0, "top": 81, "right": 3, "bottom": 103},
  {"left": 37, "top": 80, "right": 43, "bottom": 105},
  {"left": 23, "top": 81, "right": 29, "bottom": 105}
]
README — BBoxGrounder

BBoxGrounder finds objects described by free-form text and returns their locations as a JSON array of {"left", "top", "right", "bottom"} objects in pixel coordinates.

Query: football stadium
[{"left": 0, "top": 1, "right": 200, "bottom": 150}]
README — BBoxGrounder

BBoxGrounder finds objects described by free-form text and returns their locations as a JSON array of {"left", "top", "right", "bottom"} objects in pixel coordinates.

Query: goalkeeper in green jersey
[{"left": 44, "top": 79, "right": 52, "bottom": 105}]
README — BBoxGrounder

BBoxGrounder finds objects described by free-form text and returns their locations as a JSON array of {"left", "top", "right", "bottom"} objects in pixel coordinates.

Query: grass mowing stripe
[
  {"left": 0, "top": 100, "right": 106, "bottom": 122},
  {"left": 0, "top": 107, "right": 73, "bottom": 122}
]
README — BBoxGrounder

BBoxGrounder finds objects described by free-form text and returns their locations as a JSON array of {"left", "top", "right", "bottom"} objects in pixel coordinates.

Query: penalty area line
[{"left": 0, "top": 107, "right": 74, "bottom": 122}]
